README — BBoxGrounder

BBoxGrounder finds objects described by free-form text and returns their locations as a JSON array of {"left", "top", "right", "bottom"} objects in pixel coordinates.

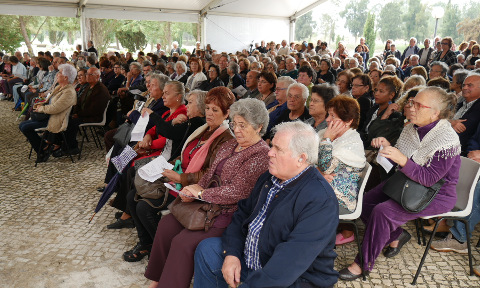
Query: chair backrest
[
  {"left": 99, "top": 100, "right": 110, "bottom": 126},
  {"left": 453, "top": 156, "right": 480, "bottom": 213},
  {"left": 340, "top": 162, "right": 372, "bottom": 220}
]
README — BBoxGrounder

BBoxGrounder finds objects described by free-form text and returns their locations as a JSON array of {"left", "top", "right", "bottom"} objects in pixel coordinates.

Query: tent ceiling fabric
[{"left": 0, "top": 0, "right": 323, "bottom": 20}]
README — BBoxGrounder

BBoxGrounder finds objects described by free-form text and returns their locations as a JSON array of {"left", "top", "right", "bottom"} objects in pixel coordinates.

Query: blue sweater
[{"left": 222, "top": 167, "right": 339, "bottom": 288}]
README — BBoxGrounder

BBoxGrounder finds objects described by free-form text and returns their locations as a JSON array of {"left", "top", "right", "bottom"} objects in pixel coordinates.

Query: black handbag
[
  {"left": 113, "top": 122, "right": 134, "bottom": 147},
  {"left": 383, "top": 171, "right": 445, "bottom": 213}
]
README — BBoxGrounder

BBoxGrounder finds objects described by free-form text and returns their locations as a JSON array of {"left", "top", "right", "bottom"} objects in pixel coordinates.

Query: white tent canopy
[{"left": 0, "top": 0, "right": 327, "bottom": 52}]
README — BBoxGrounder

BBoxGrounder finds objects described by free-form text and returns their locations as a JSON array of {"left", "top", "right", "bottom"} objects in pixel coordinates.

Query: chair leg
[
  {"left": 415, "top": 219, "right": 422, "bottom": 245},
  {"left": 28, "top": 145, "right": 33, "bottom": 159},
  {"left": 34, "top": 132, "right": 47, "bottom": 167},
  {"left": 351, "top": 221, "right": 366, "bottom": 280},
  {"left": 420, "top": 219, "right": 427, "bottom": 246},
  {"left": 464, "top": 219, "right": 474, "bottom": 276},
  {"left": 97, "top": 127, "right": 104, "bottom": 150},
  {"left": 78, "top": 127, "right": 86, "bottom": 160},
  {"left": 61, "top": 132, "right": 75, "bottom": 164},
  {"left": 412, "top": 218, "right": 443, "bottom": 285}
]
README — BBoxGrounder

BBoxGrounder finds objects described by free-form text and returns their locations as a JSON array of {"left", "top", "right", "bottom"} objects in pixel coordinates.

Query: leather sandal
[{"left": 123, "top": 243, "right": 151, "bottom": 262}]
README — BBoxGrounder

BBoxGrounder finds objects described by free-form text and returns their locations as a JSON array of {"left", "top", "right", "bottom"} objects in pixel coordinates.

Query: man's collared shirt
[
  {"left": 244, "top": 166, "right": 310, "bottom": 270},
  {"left": 454, "top": 98, "right": 478, "bottom": 120}
]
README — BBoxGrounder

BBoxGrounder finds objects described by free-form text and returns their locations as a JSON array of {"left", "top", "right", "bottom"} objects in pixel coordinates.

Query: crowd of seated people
[{"left": 7, "top": 34, "right": 480, "bottom": 286}]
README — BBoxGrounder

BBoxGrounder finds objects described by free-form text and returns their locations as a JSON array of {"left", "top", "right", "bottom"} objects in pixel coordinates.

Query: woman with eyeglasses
[
  {"left": 339, "top": 86, "right": 460, "bottom": 281},
  {"left": 351, "top": 74, "right": 373, "bottom": 130},
  {"left": 317, "top": 59, "right": 336, "bottom": 84},
  {"left": 199, "top": 64, "right": 224, "bottom": 91},
  {"left": 144, "top": 98, "right": 270, "bottom": 288},
  {"left": 122, "top": 88, "right": 234, "bottom": 263},
  {"left": 431, "top": 37, "right": 458, "bottom": 67},
  {"left": 335, "top": 70, "right": 354, "bottom": 97}
]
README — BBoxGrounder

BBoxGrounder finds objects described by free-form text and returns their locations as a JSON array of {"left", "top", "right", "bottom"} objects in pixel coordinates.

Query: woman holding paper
[
  {"left": 106, "top": 80, "right": 187, "bottom": 229},
  {"left": 338, "top": 87, "right": 460, "bottom": 281},
  {"left": 122, "top": 87, "right": 234, "bottom": 262},
  {"left": 144, "top": 98, "right": 270, "bottom": 288}
]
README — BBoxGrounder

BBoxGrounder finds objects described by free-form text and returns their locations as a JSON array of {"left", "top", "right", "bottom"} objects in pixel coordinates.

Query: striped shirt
[{"left": 243, "top": 166, "right": 310, "bottom": 270}]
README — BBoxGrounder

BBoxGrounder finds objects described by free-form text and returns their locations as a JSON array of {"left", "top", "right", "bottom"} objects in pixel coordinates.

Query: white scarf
[
  {"left": 318, "top": 128, "right": 366, "bottom": 168},
  {"left": 395, "top": 119, "right": 460, "bottom": 167}
]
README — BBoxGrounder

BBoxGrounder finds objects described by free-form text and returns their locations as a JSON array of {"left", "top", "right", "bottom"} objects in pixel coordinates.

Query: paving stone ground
[{"left": 1, "top": 100, "right": 480, "bottom": 288}]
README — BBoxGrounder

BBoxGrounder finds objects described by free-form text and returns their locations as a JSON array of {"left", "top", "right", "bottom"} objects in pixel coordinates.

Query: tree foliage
[
  {"left": 457, "top": 17, "right": 480, "bottom": 43},
  {"left": 378, "top": 2, "right": 404, "bottom": 42},
  {"left": 340, "top": 0, "right": 369, "bottom": 39},
  {"left": 0, "top": 15, "right": 24, "bottom": 53},
  {"left": 88, "top": 18, "right": 117, "bottom": 55},
  {"left": 117, "top": 29, "right": 147, "bottom": 52},
  {"left": 440, "top": 1, "right": 462, "bottom": 44},
  {"left": 403, "top": 0, "right": 430, "bottom": 41},
  {"left": 295, "top": 11, "right": 317, "bottom": 41},
  {"left": 363, "top": 12, "right": 376, "bottom": 54}
]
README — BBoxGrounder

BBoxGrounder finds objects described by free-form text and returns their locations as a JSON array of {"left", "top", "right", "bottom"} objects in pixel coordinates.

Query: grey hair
[
  {"left": 287, "top": 83, "right": 309, "bottom": 101},
  {"left": 410, "top": 54, "right": 420, "bottom": 60},
  {"left": 188, "top": 89, "right": 207, "bottom": 116},
  {"left": 453, "top": 69, "right": 470, "bottom": 84},
  {"left": 247, "top": 56, "right": 257, "bottom": 63},
  {"left": 419, "top": 86, "right": 457, "bottom": 120},
  {"left": 349, "top": 57, "right": 359, "bottom": 66},
  {"left": 58, "top": 64, "right": 77, "bottom": 84},
  {"left": 76, "top": 60, "right": 86, "bottom": 69},
  {"left": 229, "top": 98, "right": 269, "bottom": 136},
  {"left": 277, "top": 76, "right": 296, "bottom": 87},
  {"left": 384, "top": 64, "right": 396, "bottom": 73},
  {"left": 267, "top": 61, "right": 278, "bottom": 72},
  {"left": 410, "top": 37, "right": 417, "bottom": 43},
  {"left": 142, "top": 60, "right": 152, "bottom": 68},
  {"left": 165, "top": 80, "right": 186, "bottom": 104},
  {"left": 272, "top": 121, "right": 319, "bottom": 164},
  {"left": 457, "top": 54, "right": 465, "bottom": 60},
  {"left": 430, "top": 61, "right": 448, "bottom": 76},
  {"left": 228, "top": 62, "right": 240, "bottom": 74},
  {"left": 150, "top": 73, "right": 170, "bottom": 90},
  {"left": 286, "top": 56, "right": 296, "bottom": 64},
  {"left": 175, "top": 61, "right": 187, "bottom": 72},
  {"left": 130, "top": 61, "right": 142, "bottom": 71}
]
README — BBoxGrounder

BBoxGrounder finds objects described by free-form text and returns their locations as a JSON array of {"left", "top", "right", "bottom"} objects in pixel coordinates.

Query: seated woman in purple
[{"left": 339, "top": 86, "right": 461, "bottom": 280}]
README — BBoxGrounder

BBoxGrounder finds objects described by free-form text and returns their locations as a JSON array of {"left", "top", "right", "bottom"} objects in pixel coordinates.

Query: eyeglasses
[
  {"left": 352, "top": 84, "right": 366, "bottom": 87},
  {"left": 276, "top": 88, "right": 288, "bottom": 91},
  {"left": 113, "top": 66, "right": 121, "bottom": 69},
  {"left": 441, "top": 42, "right": 449, "bottom": 45},
  {"left": 229, "top": 121, "right": 248, "bottom": 130},
  {"left": 408, "top": 99, "right": 431, "bottom": 110}
]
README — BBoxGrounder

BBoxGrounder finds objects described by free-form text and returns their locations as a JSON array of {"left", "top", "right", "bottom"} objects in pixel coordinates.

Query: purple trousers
[
  {"left": 354, "top": 181, "right": 454, "bottom": 271},
  {"left": 145, "top": 213, "right": 226, "bottom": 288}
]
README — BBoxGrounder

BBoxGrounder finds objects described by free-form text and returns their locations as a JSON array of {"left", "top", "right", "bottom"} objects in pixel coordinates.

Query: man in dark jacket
[
  {"left": 61, "top": 67, "right": 110, "bottom": 154},
  {"left": 401, "top": 37, "right": 420, "bottom": 63},
  {"left": 194, "top": 121, "right": 339, "bottom": 288}
]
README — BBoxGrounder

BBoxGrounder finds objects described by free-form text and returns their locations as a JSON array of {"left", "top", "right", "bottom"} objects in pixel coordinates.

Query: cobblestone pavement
[{"left": 1, "top": 100, "right": 480, "bottom": 288}]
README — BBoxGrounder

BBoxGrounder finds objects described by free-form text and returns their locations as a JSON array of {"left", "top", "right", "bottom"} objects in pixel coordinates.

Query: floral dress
[{"left": 318, "top": 129, "right": 366, "bottom": 212}]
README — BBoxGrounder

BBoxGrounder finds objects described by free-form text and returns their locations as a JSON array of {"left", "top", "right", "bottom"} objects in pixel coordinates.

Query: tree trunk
[
  {"left": 166, "top": 22, "right": 171, "bottom": 54},
  {"left": 18, "top": 16, "right": 33, "bottom": 55}
]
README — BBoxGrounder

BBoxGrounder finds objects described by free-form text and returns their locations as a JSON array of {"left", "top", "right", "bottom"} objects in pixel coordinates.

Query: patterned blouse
[{"left": 318, "top": 129, "right": 365, "bottom": 212}]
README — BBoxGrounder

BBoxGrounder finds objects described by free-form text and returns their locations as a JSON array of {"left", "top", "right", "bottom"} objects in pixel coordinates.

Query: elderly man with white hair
[
  {"left": 401, "top": 37, "right": 420, "bottom": 63},
  {"left": 193, "top": 121, "right": 339, "bottom": 288},
  {"left": 403, "top": 54, "right": 420, "bottom": 77},
  {"left": 277, "top": 40, "right": 290, "bottom": 56}
]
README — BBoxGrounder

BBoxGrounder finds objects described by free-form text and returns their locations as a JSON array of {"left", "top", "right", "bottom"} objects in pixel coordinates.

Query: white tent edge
[{"left": 0, "top": 0, "right": 327, "bottom": 52}]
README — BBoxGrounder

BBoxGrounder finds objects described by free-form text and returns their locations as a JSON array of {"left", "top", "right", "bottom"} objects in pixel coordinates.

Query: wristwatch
[
  {"left": 197, "top": 190, "right": 204, "bottom": 199},
  {"left": 323, "top": 137, "right": 332, "bottom": 143}
]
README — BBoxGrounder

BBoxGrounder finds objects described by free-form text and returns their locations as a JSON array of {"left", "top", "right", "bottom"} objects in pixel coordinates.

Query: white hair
[
  {"left": 272, "top": 121, "right": 319, "bottom": 164},
  {"left": 58, "top": 64, "right": 77, "bottom": 84},
  {"left": 175, "top": 61, "right": 187, "bottom": 72},
  {"left": 277, "top": 76, "right": 296, "bottom": 87},
  {"left": 287, "top": 82, "right": 309, "bottom": 101},
  {"left": 384, "top": 64, "right": 396, "bottom": 73},
  {"left": 230, "top": 98, "right": 269, "bottom": 136}
]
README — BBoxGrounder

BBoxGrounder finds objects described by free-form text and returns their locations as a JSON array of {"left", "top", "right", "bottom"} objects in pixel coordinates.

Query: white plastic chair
[
  {"left": 338, "top": 162, "right": 372, "bottom": 280},
  {"left": 412, "top": 156, "right": 480, "bottom": 285},
  {"left": 78, "top": 100, "right": 109, "bottom": 160}
]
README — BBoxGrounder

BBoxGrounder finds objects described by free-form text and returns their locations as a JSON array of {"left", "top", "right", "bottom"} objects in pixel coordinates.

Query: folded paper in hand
[
  {"left": 130, "top": 113, "right": 149, "bottom": 141},
  {"left": 376, "top": 146, "right": 394, "bottom": 173},
  {"left": 138, "top": 156, "right": 174, "bottom": 182},
  {"left": 232, "top": 85, "right": 247, "bottom": 98}
]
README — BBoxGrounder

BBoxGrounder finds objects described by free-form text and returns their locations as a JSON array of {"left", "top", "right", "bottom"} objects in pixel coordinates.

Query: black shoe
[
  {"left": 123, "top": 242, "right": 151, "bottom": 262},
  {"left": 383, "top": 230, "right": 412, "bottom": 258},
  {"left": 338, "top": 267, "right": 367, "bottom": 281},
  {"left": 52, "top": 148, "right": 64, "bottom": 158},
  {"left": 106, "top": 217, "right": 135, "bottom": 229},
  {"left": 115, "top": 211, "right": 123, "bottom": 219},
  {"left": 36, "top": 151, "right": 50, "bottom": 163}
]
